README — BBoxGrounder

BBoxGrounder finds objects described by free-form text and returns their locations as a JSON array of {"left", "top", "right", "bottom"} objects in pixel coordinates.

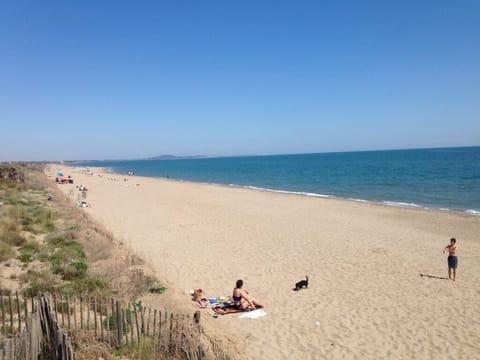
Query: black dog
[{"left": 294, "top": 276, "right": 309, "bottom": 291}]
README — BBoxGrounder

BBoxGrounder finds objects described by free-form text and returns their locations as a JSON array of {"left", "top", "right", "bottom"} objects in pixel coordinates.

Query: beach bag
[{"left": 192, "top": 289, "right": 204, "bottom": 301}]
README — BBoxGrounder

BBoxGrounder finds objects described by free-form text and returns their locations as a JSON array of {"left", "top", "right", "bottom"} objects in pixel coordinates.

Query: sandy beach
[{"left": 48, "top": 165, "right": 480, "bottom": 360}]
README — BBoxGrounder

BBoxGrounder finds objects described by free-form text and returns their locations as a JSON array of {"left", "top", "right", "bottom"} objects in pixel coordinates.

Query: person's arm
[
  {"left": 443, "top": 245, "right": 450, "bottom": 253},
  {"left": 242, "top": 290, "right": 256, "bottom": 309}
]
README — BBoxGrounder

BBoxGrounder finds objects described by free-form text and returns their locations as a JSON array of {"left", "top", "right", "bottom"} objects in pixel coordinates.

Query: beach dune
[{"left": 50, "top": 165, "right": 480, "bottom": 360}]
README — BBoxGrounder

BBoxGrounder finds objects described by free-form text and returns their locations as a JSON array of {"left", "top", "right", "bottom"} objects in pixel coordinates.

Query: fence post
[
  {"left": 133, "top": 303, "right": 140, "bottom": 345},
  {"left": 1, "top": 290, "right": 5, "bottom": 336},
  {"left": 153, "top": 309, "right": 157, "bottom": 338},
  {"left": 110, "top": 298, "right": 115, "bottom": 345},
  {"left": 73, "top": 297, "right": 77, "bottom": 330},
  {"left": 106, "top": 302, "right": 111, "bottom": 347},
  {"left": 66, "top": 296, "right": 71, "bottom": 330},
  {"left": 129, "top": 304, "right": 134, "bottom": 345},
  {"left": 122, "top": 307, "right": 127, "bottom": 346},
  {"left": 169, "top": 313, "right": 174, "bottom": 352},
  {"left": 23, "top": 291, "right": 28, "bottom": 333},
  {"left": 116, "top": 300, "right": 123, "bottom": 348},
  {"left": 87, "top": 297, "right": 90, "bottom": 330},
  {"left": 14, "top": 291, "right": 22, "bottom": 334},
  {"left": 158, "top": 310, "right": 167, "bottom": 338},
  {"left": 100, "top": 300, "right": 104, "bottom": 343},
  {"left": 8, "top": 291, "right": 13, "bottom": 335},
  {"left": 94, "top": 298, "right": 98, "bottom": 339},
  {"left": 53, "top": 293, "right": 58, "bottom": 322},
  {"left": 141, "top": 306, "right": 145, "bottom": 335},
  {"left": 194, "top": 310, "right": 201, "bottom": 325},
  {"left": 60, "top": 294, "right": 65, "bottom": 328},
  {"left": 80, "top": 296, "right": 84, "bottom": 330}
]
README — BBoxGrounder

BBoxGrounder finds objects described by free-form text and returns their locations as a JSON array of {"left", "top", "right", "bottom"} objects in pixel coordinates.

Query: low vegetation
[
  {"left": 0, "top": 164, "right": 109, "bottom": 298},
  {"left": 0, "top": 164, "right": 225, "bottom": 360}
]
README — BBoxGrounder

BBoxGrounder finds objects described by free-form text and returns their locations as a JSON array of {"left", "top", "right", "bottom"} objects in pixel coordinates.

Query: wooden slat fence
[
  {"left": 1, "top": 294, "right": 73, "bottom": 360},
  {"left": 0, "top": 291, "right": 227, "bottom": 360}
]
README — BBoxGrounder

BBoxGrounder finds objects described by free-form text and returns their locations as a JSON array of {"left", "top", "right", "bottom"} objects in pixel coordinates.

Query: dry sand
[{"left": 48, "top": 165, "right": 480, "bottom": 360}]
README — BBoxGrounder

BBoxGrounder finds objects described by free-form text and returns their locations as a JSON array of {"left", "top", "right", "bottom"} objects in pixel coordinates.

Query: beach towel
[
  {"left": 212, "top": 302, "right": 266, "bottom": 316},
  {"left": 239, "top": 309, "right": 267, "bottom": 319},
  {"left": 212, "top": 306, "right": 243, "bottom": 315}
]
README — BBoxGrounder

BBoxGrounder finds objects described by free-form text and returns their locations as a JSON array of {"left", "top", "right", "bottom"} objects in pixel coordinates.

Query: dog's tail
[{"left": 305, "top": 275, "right": 308, "bottom": 282}]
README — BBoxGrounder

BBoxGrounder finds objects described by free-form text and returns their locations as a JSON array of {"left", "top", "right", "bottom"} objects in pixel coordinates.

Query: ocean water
[{"left": 75, "top": 147, "right": 480, "bottom": 214}]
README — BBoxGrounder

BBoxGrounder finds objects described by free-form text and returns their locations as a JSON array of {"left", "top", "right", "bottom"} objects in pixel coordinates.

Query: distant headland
[{"left": 146, "top": 155, "right": 207, "bottom": 160}]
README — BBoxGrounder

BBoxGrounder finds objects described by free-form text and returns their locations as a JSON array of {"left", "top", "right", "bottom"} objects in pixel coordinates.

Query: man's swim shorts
[{"left": 448, "top": 255, "right": 458, "bottom": 269}]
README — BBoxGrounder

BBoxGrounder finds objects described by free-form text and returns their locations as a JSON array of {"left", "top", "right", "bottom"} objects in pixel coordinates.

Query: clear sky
[{"left": 1, "top": 0, "right": 479, "bottom": 161}]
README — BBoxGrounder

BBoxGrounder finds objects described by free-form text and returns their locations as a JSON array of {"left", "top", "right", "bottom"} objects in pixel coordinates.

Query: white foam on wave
[
  {"left": 228, "top": 185, "right": 480, "bottom": 215},
  {"left": 349, "top": 198, "right": 368, "bottom": 203},
  {"left": 382, "top": 201, "right": 424, "bottom": 209},
  {"left": 243, "top": 185, "right": 331, "bottom": 198},
  {"left": 93, "top": 165, "right": 478, "bottom": 215}
]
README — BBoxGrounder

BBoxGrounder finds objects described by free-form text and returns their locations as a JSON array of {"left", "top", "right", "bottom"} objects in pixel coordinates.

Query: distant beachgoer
[
  {"left": 443, "top": 237, "right": 458, "bottom": 281},
  {"left": 232, "top": 279, "right": 265, "bottom": 310}
]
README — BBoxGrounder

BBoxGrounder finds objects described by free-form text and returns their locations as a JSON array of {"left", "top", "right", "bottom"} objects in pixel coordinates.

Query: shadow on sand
[{"left": 420, "top": 273, "right": 449, "bottom": 280}]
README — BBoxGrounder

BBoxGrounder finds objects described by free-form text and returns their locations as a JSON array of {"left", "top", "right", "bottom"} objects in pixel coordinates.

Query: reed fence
[{"left": 0, "top": 291, "right": 220, "bottom": 360}]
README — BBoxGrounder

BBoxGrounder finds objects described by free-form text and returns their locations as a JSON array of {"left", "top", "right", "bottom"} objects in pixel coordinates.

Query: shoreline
[
  {"left": 77, "top": 164, "right": 480, "bottom": 217},
  {"left": 48, "top": 164, "right": 480, "bottom": 360}
]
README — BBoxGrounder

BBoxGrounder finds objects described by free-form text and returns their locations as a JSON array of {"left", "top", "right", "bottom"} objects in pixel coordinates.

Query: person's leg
[
  {"left": 239, "top": 298, "right": 251, "bottom": 310},
  {"left": 452, "top": 267, "right": 456, "bottom": 281},
  {"left": 252, "top": 298, "right": 266, "bottom": 308},
  {"left": 448, "top": 267, "right": 452, "bottom": 280}
]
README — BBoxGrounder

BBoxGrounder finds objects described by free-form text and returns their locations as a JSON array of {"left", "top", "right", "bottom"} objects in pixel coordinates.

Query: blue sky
[{"left": 1, "top": 0, "right": 479, "bottom": 161}]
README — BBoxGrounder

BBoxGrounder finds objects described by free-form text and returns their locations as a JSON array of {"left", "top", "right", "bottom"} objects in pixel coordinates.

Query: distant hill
[{"left": 146, "top": 155, "right": 207, "bottom": 160}]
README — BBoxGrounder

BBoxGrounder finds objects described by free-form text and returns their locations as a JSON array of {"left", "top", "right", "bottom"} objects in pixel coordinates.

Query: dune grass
[
  {"left": 0, "top": 164, "right": 106, "bottom": 297},
  {"left": 0, "top": 241, "right": 16, "bottom": 262},
  {"left": 0, "top": 165, "right": 198, "bottom": 360}
]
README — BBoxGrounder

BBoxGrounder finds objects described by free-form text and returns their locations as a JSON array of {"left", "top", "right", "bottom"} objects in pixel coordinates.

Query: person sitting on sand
[
  {"left": 443, "top": 237, "right": 458, "bottom": 281},
  {"left": 232, "top": 279, "right": 265, "bottom": 310}
]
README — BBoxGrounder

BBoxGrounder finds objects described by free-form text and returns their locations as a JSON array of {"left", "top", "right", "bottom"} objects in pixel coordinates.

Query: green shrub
[
  {"left": 18, "top": 252, "right": 33, "bottom": 263},
  {"left": 56, "top": 301, "right": 72, "bottom": 314},
  {"left": 49, "top": 240, "right": 87, "bottom": 279},
  {"left": 114, "top": 338, "right": 154, "bottom": 359},
  {"left": 23, "top": 271, "right": 59, "bottom": 296},
  {"left": 103, "top": 309, "right": 131, "bottom": 333},
  {"left": 63, "top": 241, "right": 85, "bottom": 258},
  {"left": 72, "top": 261, "right": 88, "bottom": 273},
  {"left": 26, "top": 280, "right": 50, "bottom": 297},
  {"left": 149, "top": 286, "right": 167, "bottom": 294},
  {"left": 36, "top": 247, "right": 50, "bottom": 262},
  {"left": 63, "top": 274, "right": 107, "bottom": 297},
  {"left": 50, "top": 241, "right": 85, "bottom": 265},
  {"left": 40, "top": 210, "right": 55, "bottom": 232},
  {"left": 17, "top": 242, "right": 40, "bottom": 263},
  {"left": 61, "top": 261, "right": 88, "bottom": 280},
  {"left": 46, "top": 235, "right": 67, "bottom": 246}
]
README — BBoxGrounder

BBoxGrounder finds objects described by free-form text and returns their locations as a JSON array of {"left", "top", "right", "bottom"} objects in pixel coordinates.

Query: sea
[{"left": 74, "top": 147, "right": 480, "bottom": 215}]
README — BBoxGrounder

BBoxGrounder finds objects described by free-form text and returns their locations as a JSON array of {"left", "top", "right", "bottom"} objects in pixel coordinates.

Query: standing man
[{"left": 443, "top": 238, "right": 458, "bottom": 281}]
